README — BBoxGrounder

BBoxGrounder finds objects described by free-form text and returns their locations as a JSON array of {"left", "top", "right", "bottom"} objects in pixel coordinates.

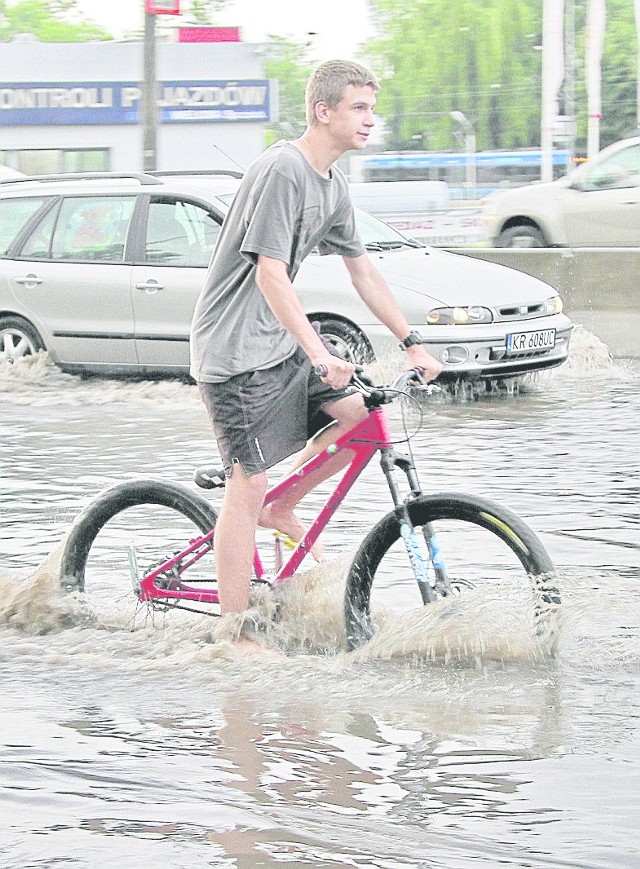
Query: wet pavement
[{"left": 1, "top": 328, "right": 638, "bottom": 868}]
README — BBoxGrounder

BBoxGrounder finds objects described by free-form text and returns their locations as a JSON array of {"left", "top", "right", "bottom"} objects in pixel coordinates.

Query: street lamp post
[
  {"left": 142, "top": 10, "right": 158, "bottom": 171},
  {"left": 450, "top": 111, "right": 476, "bottom": 199},
  {"left": 141, "top": 0, "right": 181, "bottom": 171}
]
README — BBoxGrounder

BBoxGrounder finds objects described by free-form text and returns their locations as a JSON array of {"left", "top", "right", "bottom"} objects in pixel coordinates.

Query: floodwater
[{"left": 1, "top": 326, "right": 639, "bottom": 869}]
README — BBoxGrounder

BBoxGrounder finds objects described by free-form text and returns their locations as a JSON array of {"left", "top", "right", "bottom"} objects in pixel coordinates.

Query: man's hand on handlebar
[
  {"left": 404, "top": 343, "right": 443, "bottom": 382},
  {"left": 314, "top": 355, "right": 356, "bottom": 390}
]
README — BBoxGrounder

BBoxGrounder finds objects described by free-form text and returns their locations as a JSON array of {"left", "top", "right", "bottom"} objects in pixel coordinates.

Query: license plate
[{"left": 506, "top": 328, "right": 556, "bottom": 355}]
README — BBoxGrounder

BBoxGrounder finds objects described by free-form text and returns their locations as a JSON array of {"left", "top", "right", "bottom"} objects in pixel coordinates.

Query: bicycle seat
[{"left": 194, "top": 466, "right": 226, "bottom": 489}]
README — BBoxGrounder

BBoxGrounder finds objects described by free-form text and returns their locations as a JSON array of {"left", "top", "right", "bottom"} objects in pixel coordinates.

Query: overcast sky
[{"left": 71, "top": 0, "right": 373, "bottom": 61}]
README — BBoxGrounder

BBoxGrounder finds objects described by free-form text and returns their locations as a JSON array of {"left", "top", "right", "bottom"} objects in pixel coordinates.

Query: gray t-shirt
[{"left": 190, "top": 141, "right": 366, "bottom": 383}]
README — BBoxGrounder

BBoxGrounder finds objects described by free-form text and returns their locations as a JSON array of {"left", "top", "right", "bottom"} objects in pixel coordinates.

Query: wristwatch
[{"left": 398, "top": 330, "right": 423, "bottom": 350}]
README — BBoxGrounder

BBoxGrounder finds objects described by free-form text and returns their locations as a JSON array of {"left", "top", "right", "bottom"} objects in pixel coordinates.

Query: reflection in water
[{"left": 1, "top": 335, "right": 639, "bottom": 867}]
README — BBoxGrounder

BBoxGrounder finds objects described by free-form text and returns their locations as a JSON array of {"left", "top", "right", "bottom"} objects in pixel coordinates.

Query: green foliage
[
  {"left": 184, "top": 1, "right": 230, "bottom": 25},
  {"left": 0, "top": 0, "right": 113, "bottom": 41},
  {"left": 362, "top": 0, "right": 541, "bottom": 151},
  {"left": 361, "top": 0, "right": 639, "bottom": 153},
  {"left": 588, "top": 0, "right": 639, "bottom": 147},
  {"left": 264, "top": 37, "right": 316, "bottom": 144},
  {"left": 0, "top": 0, "right": 232, "bottom": 38}
]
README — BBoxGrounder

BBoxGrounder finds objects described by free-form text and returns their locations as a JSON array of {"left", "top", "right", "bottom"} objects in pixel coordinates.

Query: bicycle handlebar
[{"left": 314, "top": 364, "right": 438, "bottom": 408}]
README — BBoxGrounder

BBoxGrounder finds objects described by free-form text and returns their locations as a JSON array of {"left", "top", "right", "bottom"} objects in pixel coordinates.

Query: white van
[{"left": 349, "top": 180, "right": 449, "bottom": 217}]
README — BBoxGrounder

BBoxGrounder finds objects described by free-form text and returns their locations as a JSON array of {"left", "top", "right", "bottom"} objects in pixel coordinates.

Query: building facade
[{"left": 0, "top": 38, "right": 275, "bottom": 175}]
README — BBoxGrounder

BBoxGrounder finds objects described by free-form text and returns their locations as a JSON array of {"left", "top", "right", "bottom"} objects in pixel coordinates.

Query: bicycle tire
[
  {"left": 60, "top": 479, "right": 218, "bottom": 594},
  {"left": 344, "top": 492, "right": 558, "bottom": 651}
]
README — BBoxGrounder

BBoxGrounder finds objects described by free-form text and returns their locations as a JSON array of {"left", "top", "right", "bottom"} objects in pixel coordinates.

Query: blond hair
[{"left": 305, "top": 60, "right": 379, "bottom": 126}]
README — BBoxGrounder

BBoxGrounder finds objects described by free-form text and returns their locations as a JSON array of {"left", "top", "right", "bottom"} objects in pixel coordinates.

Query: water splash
[
  {"left": 2, "top": 323, "right": 626, "bottom": 410},
  {"left": 1, "top": 544, "right": 563, "bottom": 669},
  {"left": 555, "top": 323, "right": 614, "bottom": 374},
  {"left": 0, "top": 544, "right": 84, "bottom": 634},
  {"left": 1, "top": 352, "right": 199, "bottom": 407}
]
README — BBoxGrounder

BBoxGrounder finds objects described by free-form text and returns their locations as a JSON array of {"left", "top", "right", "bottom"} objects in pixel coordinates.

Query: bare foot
[
  {"left": 258, "top": 503, "right": 325, "bottom": 562},
  {"left": 232, "top": 637, "right": 282, "bottom": 658}
]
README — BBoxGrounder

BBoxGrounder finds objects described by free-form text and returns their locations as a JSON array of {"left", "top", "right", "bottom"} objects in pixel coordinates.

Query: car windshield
[
  {"left": 353, "top": 208, "right": 423, "bottom": 249},
  {"left": 216, "top": 194, "right": 423, "bottom": 251}
]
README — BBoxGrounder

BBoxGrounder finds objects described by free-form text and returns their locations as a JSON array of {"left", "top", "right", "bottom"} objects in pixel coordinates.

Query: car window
[
  {"left": 144, "top": 198, "right": 222, "bottom": 266},
  {"left": 0, "top": 197, "right": 47, "bottom": 255},
  {"left": 49, "top": 196, "right": 135, "bottom": 262},
  {"left": 581, "top": 144, "right": 640, "bottom": 191},
  {"left": 19, "top": 201, "right": 61, "bottom": 259}
]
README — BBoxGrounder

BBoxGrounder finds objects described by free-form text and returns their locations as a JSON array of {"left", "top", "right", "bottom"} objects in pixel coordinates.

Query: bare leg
[
  {"left": 213, "top": 467, "right": 284, "bottom": 657},
  {"left": 215, "top": 465, "right": 267, "bottom": 614},
  {"left": 258, "top": 393, "right": 368, "bottom": 558}
]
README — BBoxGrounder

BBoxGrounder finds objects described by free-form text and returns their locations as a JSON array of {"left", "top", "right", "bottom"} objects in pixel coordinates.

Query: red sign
[
  {"left": 178, "top": 27, "right": 241, "bottom": 43},
  {"left": 146, "top": 0, "right": 180, "bottom": 14}
]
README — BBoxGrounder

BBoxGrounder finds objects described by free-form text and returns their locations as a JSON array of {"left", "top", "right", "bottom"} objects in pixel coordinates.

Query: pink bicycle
[{"left": 60, "top": 369, "right": 558, "bottom": 650}]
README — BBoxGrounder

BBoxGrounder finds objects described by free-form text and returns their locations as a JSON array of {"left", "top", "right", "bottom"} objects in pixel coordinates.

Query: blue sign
[{"left": 0, "top": 80, "right": 273, "bottom": 125}]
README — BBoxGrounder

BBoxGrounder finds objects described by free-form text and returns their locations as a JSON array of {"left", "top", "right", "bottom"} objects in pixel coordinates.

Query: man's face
[{"left": 321, "top": 84, "right": 377, "bottom": 151}]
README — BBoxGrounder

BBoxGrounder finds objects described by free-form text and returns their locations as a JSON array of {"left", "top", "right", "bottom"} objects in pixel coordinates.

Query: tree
[
  {"left": 362, "top": 0, "right": 542, "bottom": 152},
  {"left": 0, "top": 1, "right": 232, "bottom": 40},
  {"left": 0, "top": 0, "right": 112, "bottom": 41},
  {"left": 181, "top": 1, "right": 230, "bottom": 25},
  {"left": 263, "top": 37, "right": 315, "bottom": 145},
  {"left": 361, "top": 0, "right": 639, "bottom": 153},
  {"left": 583, "top": 0, "right": 639, "bottom": 147}
]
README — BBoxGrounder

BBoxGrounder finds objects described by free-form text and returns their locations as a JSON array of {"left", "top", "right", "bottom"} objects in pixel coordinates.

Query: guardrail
[{"left": 448, "top": 248, "right": 640, "bottom": 359}]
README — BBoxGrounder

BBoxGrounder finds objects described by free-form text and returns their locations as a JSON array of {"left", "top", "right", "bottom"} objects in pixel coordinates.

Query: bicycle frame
[{"left": 135, "top": 403, "right": 421, "bottom": 607}]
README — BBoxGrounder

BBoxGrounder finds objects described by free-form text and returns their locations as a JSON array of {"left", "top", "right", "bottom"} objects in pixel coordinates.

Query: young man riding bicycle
[{"left": 190, "top": 60, "right": 442, "bottom": 639}]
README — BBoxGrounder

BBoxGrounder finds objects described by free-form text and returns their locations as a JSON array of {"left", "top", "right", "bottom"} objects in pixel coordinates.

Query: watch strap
[{"left": 399, "top": 330, "right": 423, "bottom": 350}]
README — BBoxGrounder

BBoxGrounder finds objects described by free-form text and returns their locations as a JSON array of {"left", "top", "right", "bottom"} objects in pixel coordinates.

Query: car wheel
[
  {"left": 496, "top": 225, "right": 547, "bottom": 248},
  {"left": 314, "top": 317, "right": 375, "bottom": 365},
  {"left": 0, "top": 315, "right": 45, "bottom": 364}
]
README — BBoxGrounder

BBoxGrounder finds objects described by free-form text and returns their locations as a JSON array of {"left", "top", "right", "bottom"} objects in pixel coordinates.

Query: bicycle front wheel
[
  {"left": 60, "top": 480, "right": 218, "bottom": 614},
  {"left": 344, "top": 493, "right": 558, "bottom": 652}
]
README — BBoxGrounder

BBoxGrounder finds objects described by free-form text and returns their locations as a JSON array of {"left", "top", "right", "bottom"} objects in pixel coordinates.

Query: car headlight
[
  {"left": 426, "top": 305, "right": 493, "bottom": 325},
  {"left": 544, "top": 296, "right": 563, "bottom": 315}
]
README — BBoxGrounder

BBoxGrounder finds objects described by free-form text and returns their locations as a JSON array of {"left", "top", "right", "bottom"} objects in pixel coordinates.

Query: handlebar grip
[{"left": 315, "top": 363, "right": 362, "bottom": 378}]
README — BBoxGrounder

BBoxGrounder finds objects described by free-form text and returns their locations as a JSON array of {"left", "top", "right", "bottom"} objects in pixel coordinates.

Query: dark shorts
[{"left": 198, "top": 347, "right": 354, "bottom": 477}]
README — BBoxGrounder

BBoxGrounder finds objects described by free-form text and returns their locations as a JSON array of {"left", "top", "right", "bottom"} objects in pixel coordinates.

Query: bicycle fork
[{"left": 379, "top": 447, "right": 451, "bottom": 603}]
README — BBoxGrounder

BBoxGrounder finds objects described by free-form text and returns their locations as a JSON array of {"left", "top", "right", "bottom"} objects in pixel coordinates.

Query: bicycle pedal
[
  {"left": 273, "top": 531, "right": 297, "bottom": 550},
  {"left": 194, "top": 466, "right": 226, "bottom": 489}
]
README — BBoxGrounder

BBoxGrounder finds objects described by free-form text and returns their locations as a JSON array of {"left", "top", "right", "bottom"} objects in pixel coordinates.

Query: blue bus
[{"left": 348, "top": 149, "right": 574, "bottom": 199}]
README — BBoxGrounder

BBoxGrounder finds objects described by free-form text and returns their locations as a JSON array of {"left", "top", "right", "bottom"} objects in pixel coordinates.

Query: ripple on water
[{"left": 1, "top": 328, "right": 639, "bottom": 867}]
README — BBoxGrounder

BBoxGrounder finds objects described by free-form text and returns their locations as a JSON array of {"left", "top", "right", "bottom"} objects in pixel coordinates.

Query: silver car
[
  {"left": 483, "top": 135, "right": 640, "bottom": 247},
  {"left": 0, "top": 171, "right": 573, "bottom": 380}
]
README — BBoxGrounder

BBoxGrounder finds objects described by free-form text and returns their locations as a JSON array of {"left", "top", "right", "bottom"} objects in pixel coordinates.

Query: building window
[{"left": 0, "top": 148, "right": 110, "bottom": 175}]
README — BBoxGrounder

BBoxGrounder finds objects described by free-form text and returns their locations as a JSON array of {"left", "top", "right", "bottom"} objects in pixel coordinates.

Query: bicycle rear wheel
[
  {"left": 60, "top": 480, "right": 218, "bottom": 614},
  {"left": 344, "top": 493, "right": 558, "bottom": 652}
]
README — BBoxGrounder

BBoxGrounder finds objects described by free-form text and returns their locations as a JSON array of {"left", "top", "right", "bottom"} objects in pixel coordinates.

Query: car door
[
  {"left": 131, "top": 196, "right": 222, "bottom": 369},
  {"left": 7, "top": 194, "right": 137, "bottom": 367},
  {"left": 561, "top": 143, "right": 640, "bottom": 246}
]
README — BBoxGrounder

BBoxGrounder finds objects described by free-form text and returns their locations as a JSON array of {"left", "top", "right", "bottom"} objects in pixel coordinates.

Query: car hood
[{"left": 297, "top": 245, "right": 557, "bottom": 307}]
